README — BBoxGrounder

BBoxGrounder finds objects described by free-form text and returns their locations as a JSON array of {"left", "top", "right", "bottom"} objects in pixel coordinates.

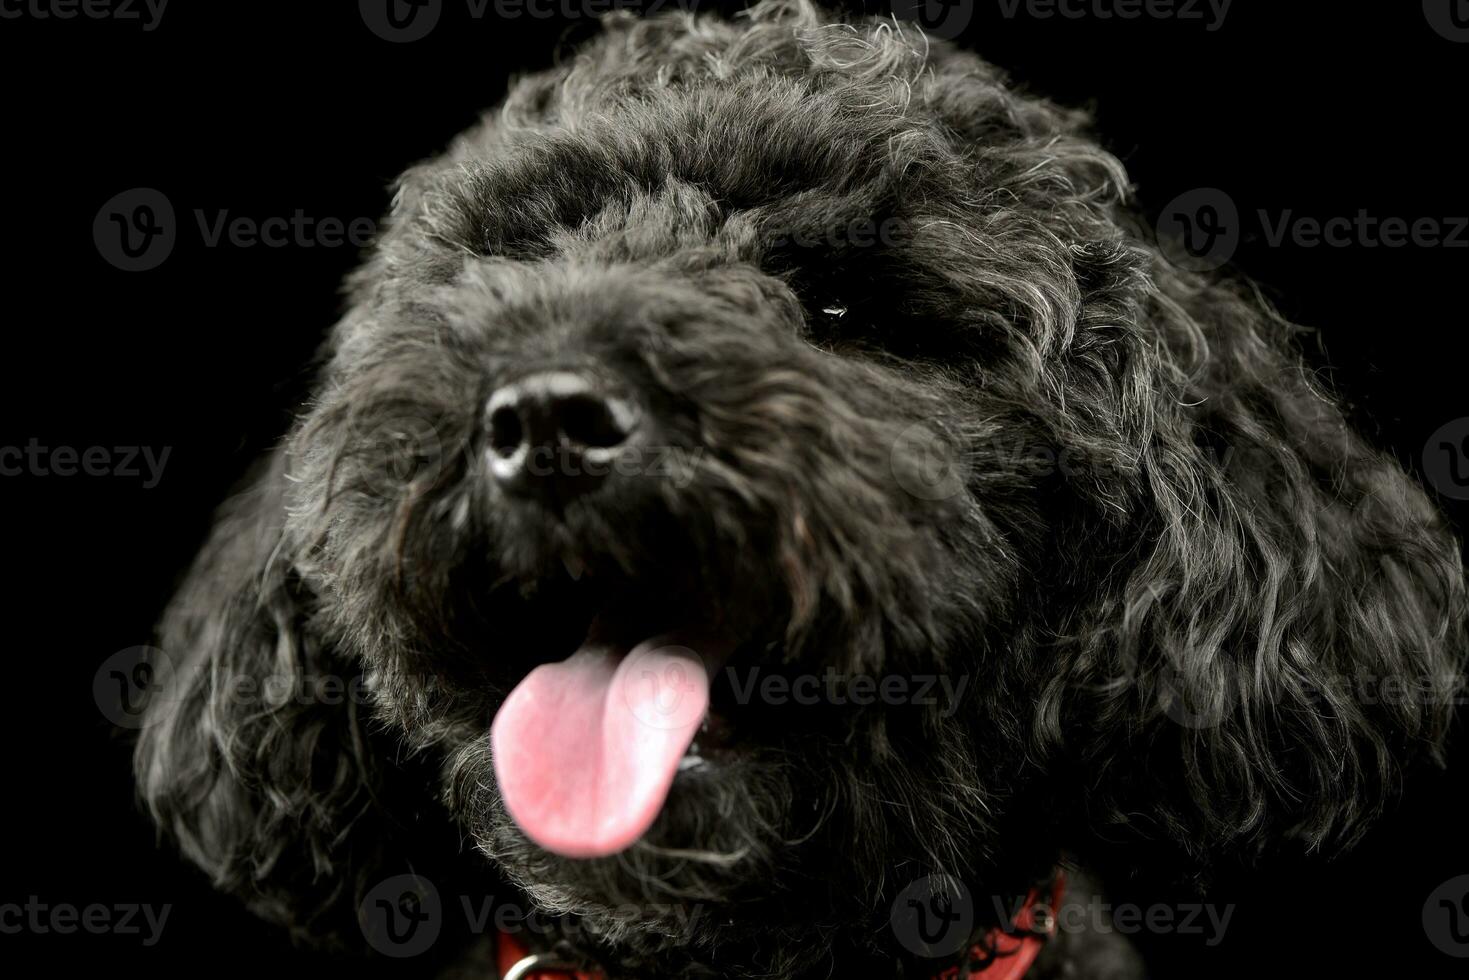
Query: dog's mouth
[{"left": 489, "top": 565, "right": 741, "bottom": 859}]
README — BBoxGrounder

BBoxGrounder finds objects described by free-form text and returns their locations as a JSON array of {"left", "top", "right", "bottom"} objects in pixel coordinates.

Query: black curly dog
[{"left": 135, "top": 3, "right": 1466, "bottom": 977}]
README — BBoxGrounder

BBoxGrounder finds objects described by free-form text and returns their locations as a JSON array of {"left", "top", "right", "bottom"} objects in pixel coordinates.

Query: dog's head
[{"left": 136, "top": 3, "right": 1465, "bottom": 973}]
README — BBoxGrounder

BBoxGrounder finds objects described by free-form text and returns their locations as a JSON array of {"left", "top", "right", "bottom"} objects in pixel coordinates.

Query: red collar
[
  {"left": 495, "top": 933, "right": 600, "bottom": 980},
  {"left": 931, "top": 874, "right": 1065, "bottom": 980},
  {"left": 496, "top": 873, "right": 1064, "bottom": 980}
]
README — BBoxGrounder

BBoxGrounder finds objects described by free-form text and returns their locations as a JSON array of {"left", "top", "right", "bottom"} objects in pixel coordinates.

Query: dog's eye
[{"left": 801, "top": 297, "right": 852, "bottom": 345}]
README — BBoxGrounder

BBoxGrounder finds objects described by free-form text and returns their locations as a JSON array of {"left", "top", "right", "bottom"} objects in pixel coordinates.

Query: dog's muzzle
[{"left": 486, "top": 369, "right": 641, "bottom": 506}]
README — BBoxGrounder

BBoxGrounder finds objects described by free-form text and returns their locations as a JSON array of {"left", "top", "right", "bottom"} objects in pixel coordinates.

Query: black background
[{"left": 2, "top": 1, "right": 1466, "bottom": 976}]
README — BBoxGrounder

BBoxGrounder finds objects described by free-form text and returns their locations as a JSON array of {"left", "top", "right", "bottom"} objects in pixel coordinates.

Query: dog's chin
[{"left": 466, "top": 736, "right": 812, "bottom": 947}]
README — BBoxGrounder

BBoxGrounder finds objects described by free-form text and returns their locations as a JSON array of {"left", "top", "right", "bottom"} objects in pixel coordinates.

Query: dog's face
[
  {"left": 137, "top": 4, "right": 1463, "bottom": 973},
  {"left": 296, "top": 73, "right": 1036, "bottom": 943}
]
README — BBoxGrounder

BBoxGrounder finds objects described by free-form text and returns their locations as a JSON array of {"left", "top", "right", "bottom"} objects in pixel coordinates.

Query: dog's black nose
[{"left": 486, "top": 371, "right": 639, "bottom": 500}]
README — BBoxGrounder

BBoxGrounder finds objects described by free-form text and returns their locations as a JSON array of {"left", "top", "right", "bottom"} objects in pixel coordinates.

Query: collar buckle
[{"left": 502, "top": 950, "right": 584, "bottom": 980}]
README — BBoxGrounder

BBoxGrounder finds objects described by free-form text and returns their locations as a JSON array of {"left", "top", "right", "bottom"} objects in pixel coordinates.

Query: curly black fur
[{"left": 135, "top": 3, "right": 1466, "bottom": 977}]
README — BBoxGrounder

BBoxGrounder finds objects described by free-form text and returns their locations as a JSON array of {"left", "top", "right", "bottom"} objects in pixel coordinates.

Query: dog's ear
[
  {"left": 1043, "top": 266, "right": 1467, "bottom": 859},
  {"left": 134, "top": 447, "right": 444, "bottom": 948}
]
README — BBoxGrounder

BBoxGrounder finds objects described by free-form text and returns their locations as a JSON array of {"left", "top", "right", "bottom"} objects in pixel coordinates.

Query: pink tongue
[{"left": 491, "top": 639, "right": 710, "bottom": 858}]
